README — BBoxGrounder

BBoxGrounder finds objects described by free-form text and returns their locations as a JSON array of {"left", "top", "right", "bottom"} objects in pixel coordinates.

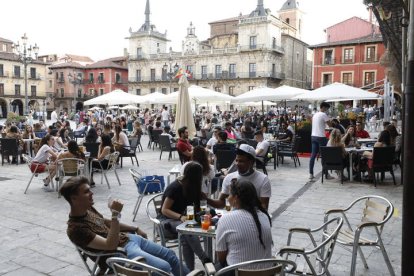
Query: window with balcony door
[
  {"left": 0, "top": 64, "right": 4, "bottom": 76},
  {"left": 249, "top": 63, "right": 256, "bottom": 78},
  {"left": 150, "top": 88, "right": 156, "bottom": 93},
  {"left": 137, "top": 48, "right": 142, "bottom": 59},
  {"left": 364, "top": 72, "right": 375, "bottom": 87},
  {"left": 30, "top": 67, "right": 36, "bottom": 79},
  {"left": 136, "top": 89, "right": 141, "bottom": 95},
  {"left": 229, "top": 64, "right": 236, "bottom": 78},
  {"left": 186, "top": 65, "right": 193, "bottom": 74},
  {"left": 323, "top": 49, "right": 334, "bottom": 65},
  {"left": 98, "top": 73, "right": 104, "bottom": 83},
  {"left": 366, "top": 46, "right": 376, "bottom": 62},
  {"left": 150, "top": 69, "right": 155, "bottom": 81},
  {"left": 0, "top": 83, "right": 4, "bottom": 96},
  {"left": 15, "top": 84, "right": 21, "bottom": 96},
  {"left": 215, "top": 65, "right": 222, "bottom": 79},
  {"left": 250, "top": 36, "right": 257, "bottom": 49},
  {"left": 161, "top": 67, "right": 167, "bottom": 81},
  {"left": 342, "top": 73, "right": 353, "bottom": 86},
  {"left": 161, "top": 88, "right": 167, "bottom": 94},
  {"left": 343, "top": 48, "right": 354, "bottom": 63},
  {"left": 99, "top": 88, "right": 104, "bottom": 95},
  {"left": 116, "top": 73, "right": 121, "bottom": 83},
  {"left": 201, "top": 65, "right": 207, "bottom": 79},
  {"left": 49, "top": 80, "right": 52, "bottom": 88},
  {"left": 322, "top": 73, "right": 333, "bottom": 86},
  {"left": 31, "top": 86, "right": 36, "bottom": 97},
  {"left": 229, "top": 86, "right": 235, "bottom": 96},
  {"left": 60, "top": 88, "right": 64, "bottom": 98},
  {"left": 14, "top": 66, "right": 21, "bottom": 78},
  {"left": 136, "top": 70, "right": 141, "bottom": 81},
  {"left": 78, "top": 88, "right": 82, "bottom": 98},
  {"left": 89, "top": 73, "right": 94, "bottom": 83},
  {"left": 272, "top": 37, "right": 276, "bottom": 48},
  {"left": 60, "top": 72, "right": 65, "bottom": 82},
  {"left": 248, "top": 86, "right": 255, "bottom": 91}
]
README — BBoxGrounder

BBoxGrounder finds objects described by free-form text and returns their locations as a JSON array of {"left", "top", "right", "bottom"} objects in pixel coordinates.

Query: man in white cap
[{"left": 206, "top": 144, "right": 271, "bottom": 210}]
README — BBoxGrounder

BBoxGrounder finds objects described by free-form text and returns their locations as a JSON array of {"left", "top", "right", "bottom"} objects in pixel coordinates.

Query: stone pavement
[{"left": 0, "top": 134, "right": 402, "bottom": 275}]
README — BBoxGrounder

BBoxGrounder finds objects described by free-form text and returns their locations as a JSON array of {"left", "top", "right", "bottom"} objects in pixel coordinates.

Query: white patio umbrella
[
  {"left": 158, "top": 85, "right": 233, "bottom": 105},
  {"left": 120, "top": 105, "right": 139, "bottom": 110},
  {"left": 231, "top": 85, "right": 307, "bottom": 103},
  {"left": 174, "top": 75, "right": 196, "bottom": 137},
  {"left": 88, "top": 106, "right": 102, "bottom": 111},
  {"left": 83, "top": 89, "right": 140, "bottom": 106},
  {"left": 237, "top": 100, "right": 275, "bottom": 107},
  {"left": 136, "top": 92, "right": 168, "bottom": 104},
  {"left": 107, "top": 105, "right": 119, "bottom": 109},
  {"left": 292, "top": 82, "right": 382, "bottom": 101}
]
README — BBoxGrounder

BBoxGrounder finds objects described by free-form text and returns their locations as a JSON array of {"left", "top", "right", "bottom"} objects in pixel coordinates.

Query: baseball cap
[{"left": 236, "top": 144, "right": 256, "bottom": 160}]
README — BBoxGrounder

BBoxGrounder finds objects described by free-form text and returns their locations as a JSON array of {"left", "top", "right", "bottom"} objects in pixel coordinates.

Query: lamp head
[{"left": 21, "top": 33, "right": 28, "bottom": 46}]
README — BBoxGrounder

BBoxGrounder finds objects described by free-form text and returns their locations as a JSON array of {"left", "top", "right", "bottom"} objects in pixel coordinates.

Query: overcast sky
[{"left": 1, "top": 0, "right": 371, "bottom": 61}]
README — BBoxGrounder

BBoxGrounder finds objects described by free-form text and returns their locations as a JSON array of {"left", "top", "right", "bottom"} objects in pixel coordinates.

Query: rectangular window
[
  {"left": 49, "top": 80, "right": 52, "bottom": 88},
  {"left": 88, "top": 88, "right": 94, "bottom": 96},
  {"left": 99, "top": 88, "right": 104, "bottom": 95},
  {"left": 78, "top": 88, "right": 82, "bottom": 98},
  {"left": 0, "top": 64, "right": 4, "bottom": 76},
  {"left": 366, "top": 46, "right": 376, "bottom": 62},
  {"left": 322, "top": 73, "right": 333, "bottom": 86},
  {"left": 115, "top": 73, "right": 121, "bottom": 83},
  {"left": 215, "top": 87, "right": 221, "bottom": 92},
  {"left": 15, "top": 84, "right": 21, "bottom": 96},
  {"left": 248, "top": 86, "right": 255, "bottom": 91},
  {"left": 150, "top": 69, "right": 156, "bottom": 81},
  {"left": 229, "top": 86, "right": 235, "bottom": 96},
  {"left": 60, "top": 88, "right": 64, "bottom": 98},
  {"left": 0, "top": 83, "right": 4, "bottom": 96},
  {"left": 343, "top": 48, "right": 354, "bottom": 63},
  {"left": 186, "top": 65, "right": 193, "bottom": 74},
  {"left": 30, "top": 67, "right": 36, "bottom": 79},
  {"left": 14, "top": 66, "right": 21, "bottom": 78},
  {"left": 324, "top": 49, "right": 334, "bottom": 65},
  {"left": 137, "top": 48, "right": 142, "bottom": 58},
  {"left": 55, "top": 72, "right": 59, "bottom": 79},
  {"left": 31, "top": 85, "right": 36, "bottom": 97},
  {"left": 136, "top": 70, "right": 141, "bottom": 81},
  {"left": 272, "top": 64, "right": 276, "bottom": 77},
  {"left": 215, "top": 65, "right": 222, "bottom": 79},
  {"left": 174, "top": 87, "right": 179, "bottom": 92},
  {"left": 250, "top": 36, "right": 257, "bottom": 49},
  {"left": 201, "top": 65, "right": 207, "bottom": 79},
  {"left": 272, "top": 37, "right": 276, "bottom": 48},
  {"left": 89, "top": 73, "right": 94, "bottom": 83},
  {"left": 136, "top": 89, "right": 141, "bottom": 95},
  {"left": 60, "top": 72, "right": 64, "bottom": 82},
  {"left": 98, "top": 73, "right": 104, "bottom": 83},
  {"left": 150, "top": 88, "right": 156, "bottom": 93},
  {"left": 364, "top": 72, "right": 375, "bottom": 87},
  {"left": 229, "top": 64, "right": 236, "bottom": 78},
  {"left": 249, "top": 63, "right": 256, "bottom": 77},
  {"left": 342, "top": 73, "right": 353, "bottom": 85},
  {"left": 162, "top": 68, "right": 167, "bottom": 81},
  {"left": 161, "top": 88, "right": 167, "bottom": 94}
]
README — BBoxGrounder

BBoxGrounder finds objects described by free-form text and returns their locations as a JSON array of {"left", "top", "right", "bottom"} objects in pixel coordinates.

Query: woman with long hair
[
  {"left": 58, "top": 140, "right": 85, "bottom": 160},
  {"left": 216, "top": 180, "right": 272, "bottom": 268},
  {"left": 112, "top": 124, "right": 130, "bottom": 155},
  {"left": 31, "top": 134, "right": 58, "bottom": 189},
  {"left": 84, "top": 127, "right": 101, "bottom": 143},
  {"left": 90, "top": 134, "right": 115, "bottom": 186},
  {"left": 341, "top": 125, "right": 359, "bottom": 147},
  {"left": 55, "top": 128, "right": 70, "bottom": 149},
  {"left": 363, "top": 130, "right": 391, "bottom": 182},
  {"left": 131, "top": 120, "right": 143, "bottom": 137},
  {"left": 161, "top": 161, "right": 210, "bottom": 270}
]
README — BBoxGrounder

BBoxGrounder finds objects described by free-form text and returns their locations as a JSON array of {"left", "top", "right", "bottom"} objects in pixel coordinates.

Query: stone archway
[
  {"left": 0, "top": 98, "right": 7, "bottom": 118},
  {"left": 76, "top": 102, "right": 84, "bottom": 112},
  {"left": 29, "top": 100, "right": 39, "bottom": 112},
  {"left": 11, "top": 99, "right": 23, "bottom": 116}
]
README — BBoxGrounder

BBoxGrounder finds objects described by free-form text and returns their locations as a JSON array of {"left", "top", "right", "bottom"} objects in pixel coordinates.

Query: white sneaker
[
  {"left": 309, "top": 174, "right": 314, "bottom": 180},
  {"left": 43, "top": 178, "right": 50, "bottom": 185}
]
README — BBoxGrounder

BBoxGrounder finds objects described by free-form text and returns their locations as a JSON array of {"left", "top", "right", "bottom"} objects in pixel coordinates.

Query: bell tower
[{"left": 278, "top": 0, "right": 303, "bottom": 39}]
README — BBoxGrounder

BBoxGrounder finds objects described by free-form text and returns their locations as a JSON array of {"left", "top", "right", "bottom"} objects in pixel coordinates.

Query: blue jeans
[
  {"left": 309, "top": 136, "right": 328, "bottom": 175},
  {"left": 124, "top": 234, "right": 189, "bottom": 276}
]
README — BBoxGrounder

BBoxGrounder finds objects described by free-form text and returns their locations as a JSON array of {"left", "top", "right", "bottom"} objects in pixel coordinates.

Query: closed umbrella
[{"left": 174, "top": 75, "right": 196, "bottom": 138}]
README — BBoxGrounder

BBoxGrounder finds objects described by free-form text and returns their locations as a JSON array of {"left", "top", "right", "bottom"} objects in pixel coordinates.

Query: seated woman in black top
[{"left": 160, "top": 161, "right": 211, "bottom": 270}]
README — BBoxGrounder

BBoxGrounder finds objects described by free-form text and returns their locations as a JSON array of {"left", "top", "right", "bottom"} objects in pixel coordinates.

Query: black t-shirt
[
  {"left": 161, "top": 180, "right": 192, "bottom": 216},
  {"left": 278, "top": 129, "right": 293, "bottom": 141},
  {"left": 213, "top": 142, "right": 236, "bottom": 154}
]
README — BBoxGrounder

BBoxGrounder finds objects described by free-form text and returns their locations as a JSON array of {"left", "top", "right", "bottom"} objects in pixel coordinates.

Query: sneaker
[
  {"left": 325, "top": 174, "right": 335, "bottom": 180},
  {"left": 43, "top": 178, "right": 50, "bottom": 185},
  {"left": 42, "top": 186, "right": 54, "bottom": 192},
  {"left": 309, "top": 174, "right": 314, "bottom": 180},
  {"left": 90, "top": 182, "right": 96, "bottom": 188}
]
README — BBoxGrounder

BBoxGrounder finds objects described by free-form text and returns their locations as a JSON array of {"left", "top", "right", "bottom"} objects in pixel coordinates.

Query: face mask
[{"left": 239, "top": 166, "right": 254, "bottom": 176}]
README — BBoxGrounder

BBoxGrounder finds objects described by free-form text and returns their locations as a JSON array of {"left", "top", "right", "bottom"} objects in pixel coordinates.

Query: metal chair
[
  {"left": 0, "top": 138, "right": 21, "bottom": 165},
  {"left": 324, "top": 195, "right": 395, "bottom": 276},
  {"left": 278, "top": 217, "right": 343, "bottom": 276},
  {"left": 90, "top": 151, "right": 121, "bottom": 189},
  {"left": 276, "top": 137, "right": 301, "bottom": 167},
  {"left": 151, "top": 129, "right": 163, "bottom": 150},
  {"left": 145, "top": 193, "right": 178, "bottom": 248},
  {"left": 371, "top": 146, "right": 396, "bottom": 187},
  {"left": 215, "top": 149, "right": 236, "bottom": 171},
  {"left": 205, "top": 258, "right": 297, "bottom": 276},
  {"left": 130, "top": 168, "right": 164, "bottom": 221},
  {"left": 119, "top": 138, "right": 139, "bottom": 168},
  {"left": 22, "top": 154, "right": 55, "bottom": 194},
  {"left": 320, "top": 146, "right": 350, "bottom": 184},
  {"left": 159, "top": 135, "right": 177, "bottom": 161},
  {"left": 136, "top": 133, "right": 143, "bottom": 152},
  {"left": 56, "top": 158, "right": 85, "bottom": 197},
  {"left": 73, "top": 244, "right": 127, "bottom": 276}
]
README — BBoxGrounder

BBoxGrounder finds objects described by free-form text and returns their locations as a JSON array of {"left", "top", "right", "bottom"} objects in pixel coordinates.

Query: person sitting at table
[
  {"left": 5, "top": 125, "right": 25, "bottom": 164},
  {"left": 212, "top": 131, "right": 235, "bottom": 155},
  {"left": 254, "top": 130, "right": 270, "bottom": 164},
  {"left": 331, "top": 119, "right": 346, "bottom": 134},
  {"left": 58, "top": 140, "right": 85, "bottom": 161},
  {"left": 362, "top": 130, "right": 391, "bottom": 182},
  {"left": 60, "top": 176, "right": 188, "bottom": 276},
  {"left": 130, "top": 120, "right": 143, "bottom": 138},
  {"left": 224, "top": 121, "right": 237, "bottom": 140},
  {"left": 341, "top": 125, "right": 359, "bottom": 147},
  {"left": 206, "top": 126, "right": 221, "bottom": 151},
  {"left": 327, "top": 129, "right": 349, "bottom": 181},
  {"left": 32, "top": 134, "right": 58, "bottom": 190},
  {"left": 84, "top": 127, "right": 101, "bottom": 144},
  {"left": 161, "top": 125, "right": 177, "bottom": 148},
  {"left": 240, "top": 119, "right": 254, "bottom": 139},
  {"left": 355, "top": 122, "right": 370, "bottom": 138},
  {"left": 215, "top": 179, "right": 272, "bottom": 269},
  {"left": 276, "top": 122, "right": 293, "bottom": 143},
  {"left": 112, "top": 124, "right": 130, "bottom": 156},
  {"left": 385, "top": 124, "right": 401, "bottom": 152},
  {"left": 176, "top": 126, "right": 193, "bottom": 163},
  {"left": 160, "top": 161, "right": 211, "bottom": 270},
  {"left": 90, "top": 134, "right": 114, "bottom": 187},
  {"left": 206, "top": 144, "right": 271, "bottom": 211},
  {"left": 56, "top": 128, "right": 70, "bottom": 150}
]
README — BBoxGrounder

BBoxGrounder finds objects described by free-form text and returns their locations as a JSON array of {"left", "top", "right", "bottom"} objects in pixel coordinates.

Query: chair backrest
[
  {"left": 320, "top": 146, "right": 344, "bottom": 167},
  {"left": 83, "top": 142, "right": 100, "bottom": 158},
  {"left": 215, "top": 149, "right": 236, "bottom": 171},
  {"left": 57, "top": 158, "right": 85, "bottom": 176},
  {"left": 216, "top": 258, "right": 297, "bottom": 276},
  {"left": 292, "top": 136, "right": 301, "bottom": 152},
  {"left": 316, "top": 217, "right": 343, "bottom": 273},
  {"left": 152, "top": 129, "right": 163, "bottom": 143},
  {"left": 129, "top": 137, "right": 138, "bottom": 148},
  {"left": 146, "top": 193, "right": 164, "bottom": 220},
  {"left": 359, "top": 196, "right": 394, "bottom": 235},
  {"left": 105, "top": 151, "right": 120, "bottom": 169},
  {"left": 0, "top": 138, "right": 19, "bottom": 154},
  {"left": 34, "top": 131, "right": 47, "bottom": 138},
  {"left": 246, "top": 138, "right": 258, "bottom": 148},
  {"left": 107, "top": 257, "right": 170, "bottom": 276},
  {"left": 372, "top": 146, "right": 395, "bottom": 167},
  {"left": 159, "top": 135, "right": 172, "bottom": 150}
]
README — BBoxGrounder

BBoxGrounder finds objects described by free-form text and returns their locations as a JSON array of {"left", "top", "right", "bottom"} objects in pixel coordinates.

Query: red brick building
[{"left": 310, "top": 16, "right": 386, "bottom": 91}]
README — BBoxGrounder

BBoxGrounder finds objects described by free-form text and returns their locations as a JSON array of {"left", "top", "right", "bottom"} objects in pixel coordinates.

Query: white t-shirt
[
  {"left": 311, "top": 111, "right": 330, "bottom": 137},
  {"left": 161, "top": 110, "right": 169, "bottom": 121},
  {"left": 256, "top": 140, "right": 270, "bottom": 162},
  {"left": 221, "top": 171, "right": 271, "bottom": 198},
  {"left": 51, "top": 111, "right": 58, "bottom": 123},
  {"left": 206, "top": 137, "right": 217, "bottom": 149},
  {"left": 33, "top": 144, "right": 52, "bottom": 163},
  {"left": 216, "top": 209, "right": 272, "bottom": 267}
]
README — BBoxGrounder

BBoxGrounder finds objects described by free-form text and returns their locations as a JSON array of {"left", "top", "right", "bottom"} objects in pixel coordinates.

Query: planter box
[{"left": 297, "top": 129, "right": 311, "bottom": 153}]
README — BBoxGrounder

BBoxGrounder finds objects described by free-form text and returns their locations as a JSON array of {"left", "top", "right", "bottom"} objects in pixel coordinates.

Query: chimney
[{"left": 368, "top": 6, "right": 373, "bottom": 23}]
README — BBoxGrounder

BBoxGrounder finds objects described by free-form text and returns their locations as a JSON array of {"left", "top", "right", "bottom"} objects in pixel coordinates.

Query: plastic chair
[
  {"left": 73, "top": 244, "right": 127, "bottom": 276},
  {"left": 215, "top": 149, "right": 236, "bottom": 171},
  {"left": 205, "top": 258, "right": 297, "bottom": 276},
  {"left": 56, "top": 158, "right": 85, "bottom": 197},
  {"left": 34, "top": 131, "right": 47, "bottom": 138},
  {"left": 130, "top": 168, "right": 163, "bottom": 222},
  {"left": 324, "top": 195, "right": 395, "bottom": 276},
  {"left": 119, "top": 138, "right": 139, "bottom": 168},
  {"left": 145, "top": 193, "right": 179, "bottom": 248},
  {"left": 278, "top": 217, "right": 343, "bottom": 276},
  {"left": 22, "top": 154, "right": 55, "bottom": 194},
  {"left": 0, "top": 138, "right": 21, "bottom": 165},
  {"left": 90, "top": 151, "right": 121, "bottom": 189},
  {"left": 151, "top": 129, "right": 163, "bottom": 150},
  {"left": 320, "top": 146, "right": 350, "bottom": 184},
  {"left": 371, "top": 146, "right": 396, "bottom": 187},
  {"left": 159, "top": 135, "right": 177, "bottom": 161},
  {"left": 106, "top": 257, "right": 205, "bottom": 276}
]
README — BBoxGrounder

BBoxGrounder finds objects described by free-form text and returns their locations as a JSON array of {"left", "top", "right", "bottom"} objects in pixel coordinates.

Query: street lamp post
[
  {"left": 12, "top": 33, "right": 39, "bottom": 115},
  {"left": 163, "top": 58, "right": 179, "bottom": 94},
  {"left": 68, "top": 72, "right": 82, "bottom": 113}
]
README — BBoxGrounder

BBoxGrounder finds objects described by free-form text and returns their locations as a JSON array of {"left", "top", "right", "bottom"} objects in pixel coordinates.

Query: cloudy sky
[{"left": 1, "top": 0, "right": 371, "bottom": 61}]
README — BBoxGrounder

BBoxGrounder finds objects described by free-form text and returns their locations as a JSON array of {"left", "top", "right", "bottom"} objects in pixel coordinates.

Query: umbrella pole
[{"left": 262, "top": 100, "right": 264, "bottom": 115}]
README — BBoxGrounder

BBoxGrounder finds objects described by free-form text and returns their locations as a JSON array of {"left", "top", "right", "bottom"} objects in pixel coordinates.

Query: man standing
[
  {"left": 176, "top": 126, "right": 193, "bottom": 162},
  {"left": 206, "top": 144, "right": 271, "bottom": 210},
  {"left": 50, "top": 108, "right": 58, "bottom": 126},
  {"left": 309, "top": 102, "right": 333, "bottom": 180},
  {"left": 161, "top": 106, "right": 170, "bottom": 127},
  {"left": 60, "top": 176, "right": 187, "bottom": 276}
]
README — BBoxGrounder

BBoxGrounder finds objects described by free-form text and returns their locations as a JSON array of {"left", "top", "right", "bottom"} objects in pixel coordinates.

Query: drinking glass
[{"left": 186, "top": 206, "right": 194, "bottom": 220}]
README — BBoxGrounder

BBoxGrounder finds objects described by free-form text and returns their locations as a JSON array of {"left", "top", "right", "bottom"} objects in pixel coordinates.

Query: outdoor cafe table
[
  {"left": 345, "top": 146, "right": 373, "bottom": 181},
  {"left": 357, "top": 138, "right": 377, "bottom": 145}
]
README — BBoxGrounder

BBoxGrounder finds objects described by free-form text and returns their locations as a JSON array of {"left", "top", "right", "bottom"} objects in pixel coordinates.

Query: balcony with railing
[
  {"left": 239, "top": 44, "right": 285, "bottom": 54},
  {"left": 29, "top": 73, "right": 41, "bottom": 80},
  {"left": 0, "top": 71, "right": 9, "bottom": 78},
  {"left": 12, "top": 72, "right": 23, "bottom": 79},
  {"left": 322, "top": 58, "right": 336, "bottom": 65},
  {"left": 97, "top": 77, "right": 105, "bottom": 83},
  {"left": 57, "top": 77, "right": 65, "bottom": 83}
]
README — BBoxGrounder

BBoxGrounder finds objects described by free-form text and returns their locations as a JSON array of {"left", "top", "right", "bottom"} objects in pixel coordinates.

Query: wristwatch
[{"left": 111, "top": 211, "right": 121, "bottom": 220}]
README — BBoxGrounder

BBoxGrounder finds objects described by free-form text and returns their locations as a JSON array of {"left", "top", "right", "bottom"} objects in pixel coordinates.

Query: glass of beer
[
  {"left": 201, "top": 215, "right": 211, "bottom": 230},
  {"left": 200, "top": 200, "right": 207, "bottom": 212},
  {"left": 186, "top": 206, "right": 194, "bottom": 220},
  {"left": 225, "top": 198, "right": 231, "bottom": 211}
]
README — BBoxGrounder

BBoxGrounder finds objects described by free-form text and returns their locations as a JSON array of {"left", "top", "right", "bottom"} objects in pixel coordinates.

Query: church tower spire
[
  {"left": 250, "top": 0, "right": 267, "bottom": 17},
  {"left": 144, "top": 0, "right": 150, "bottom": 28}
]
